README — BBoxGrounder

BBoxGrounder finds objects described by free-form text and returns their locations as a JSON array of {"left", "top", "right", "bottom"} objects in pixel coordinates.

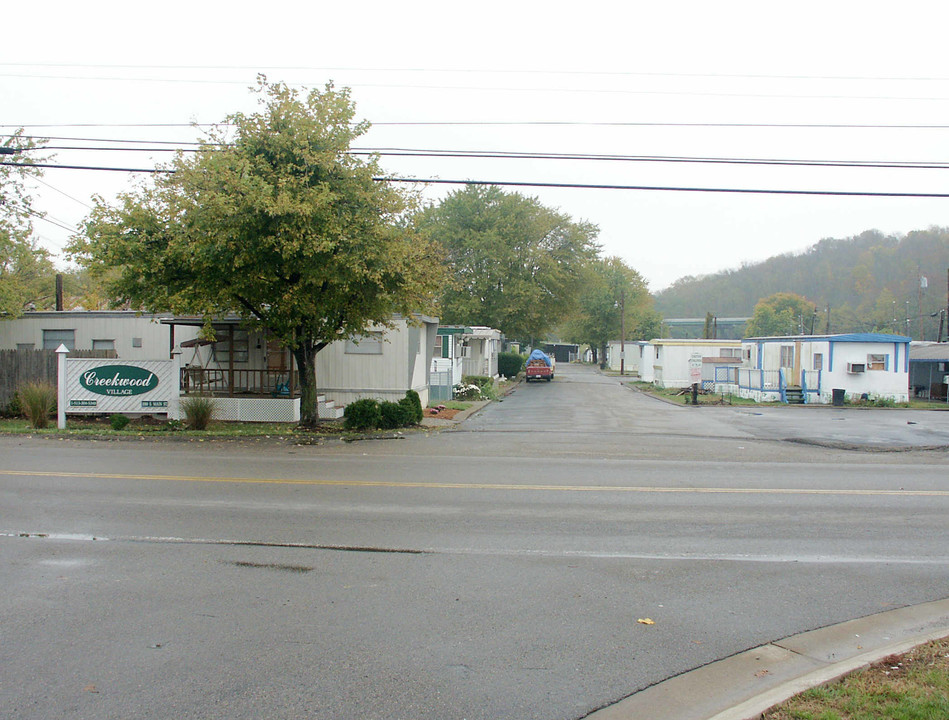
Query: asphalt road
[{"left": 1, "top": 364, "right": 948, "bottom": 719}]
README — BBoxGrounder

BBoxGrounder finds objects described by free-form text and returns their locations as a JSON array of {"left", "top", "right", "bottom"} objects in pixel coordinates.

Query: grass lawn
[
  {"left": 762, "top": 637, "right": 949, "bottom": 720},
  {"left": 426, "top": 400, "right": 473, "bottom": 411},
  {"left": 0, "top": 415, "right": 347, "bottom": 440},
  {"left": 631, "top": 382, "right": 764, "bottom": 406},
  {"left": 633, "top": 382, "right": 949, "bottom": 410}
]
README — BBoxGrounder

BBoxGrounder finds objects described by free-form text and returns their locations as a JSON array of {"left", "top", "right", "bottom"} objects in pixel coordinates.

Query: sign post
[
  {"left": 689, "top": 352, "right": 703, "bottom": 406},
  {"left": 56, "top": 344, "right": 69, "bottom": 429}
]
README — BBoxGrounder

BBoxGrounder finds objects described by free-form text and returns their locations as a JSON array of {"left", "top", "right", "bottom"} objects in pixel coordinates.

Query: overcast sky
[{"left": 4, "top": 1, "right": 949, "bottom": 291}]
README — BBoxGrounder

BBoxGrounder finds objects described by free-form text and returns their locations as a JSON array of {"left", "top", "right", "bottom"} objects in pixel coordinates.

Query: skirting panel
[{"left": 212, "top": 397, "right": 301, "bottom": 423}]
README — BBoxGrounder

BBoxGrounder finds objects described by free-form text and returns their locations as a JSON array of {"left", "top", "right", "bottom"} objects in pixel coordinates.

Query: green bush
[
  {"left": 378, "top": 400, "right": 414, "bottom": 430},
  {"left": 181, "top": 396, "right": 216, "bottom": 430},
  {"left": 498, "top": 351, "right": 525, "bottom": 379},
  {"left": 343, "top": 398, "right": 381, "bottom": 430},
  {"left": 401, "top": 390, "right": 423, "bottom": 424},
  {"left": 2, "top": 391, "right": 23, "bottom": 418},
  {"left": 462, "top": 375, "right": 498, "bottom": 400},
  {"left": 110, "top": 414, "right": 130, "bottom": 431},
  {"left": 18, "top": 381, "right": 57, "bottom": 429},
  {"left": 463, "top": 375, "right": 493, "bottom": 389},
  {"left": 453, "top": 383, "right": 482, "bottom": 401}
]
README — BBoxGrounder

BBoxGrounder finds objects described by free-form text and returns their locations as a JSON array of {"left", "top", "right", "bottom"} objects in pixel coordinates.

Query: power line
[
  {"left": 13, "top": 144, "right": 949, "bottom": 171},
  {"left": 0, "top": 134, "right": 205, "bottom": 146},
  {"left": 11, "top": 203, "right": 79, "bottom": 234},
  {"left": 370, "top": 121, "right": 949, "bottom": 129},
  {"left": 9, "top": 160, "right": 949, "bottom": 196},
  {"left": 1, "top": 161, "right": 170, "bottom": 174},
  {"left": 41, "top": 145, "right": 200, "bottom": 153},
  {"left": 376, "top": 176, "right": 949, "bottom": 198},
  {"left": 348, "top": 148, "right": 949, "bottom": 170},
  {"left": 9, "top": 121, "right": 949, "bottom": 130},
  {"left": 0, "top": 123, "right": 216, "bottom": 129},
  {"left": 33, "top": 177, "right": 94, "bottom": 210}
]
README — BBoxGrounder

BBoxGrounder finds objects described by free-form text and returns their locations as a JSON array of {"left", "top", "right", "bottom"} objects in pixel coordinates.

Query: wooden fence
[{"left": 0, "top": 349, "right": 117, "bottom": 411}]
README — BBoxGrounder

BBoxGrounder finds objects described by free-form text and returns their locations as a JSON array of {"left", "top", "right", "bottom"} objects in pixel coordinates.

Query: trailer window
[{"left": 867, "top": 354, "right": 887, "bottom": 371}]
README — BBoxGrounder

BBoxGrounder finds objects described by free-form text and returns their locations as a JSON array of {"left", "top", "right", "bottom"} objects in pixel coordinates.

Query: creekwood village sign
[
  {"left": 56, "top": 347, "right": 181, "bottom": 427},
  {"left": 80, "top": 365, "right": 160, "bottom": 396}
]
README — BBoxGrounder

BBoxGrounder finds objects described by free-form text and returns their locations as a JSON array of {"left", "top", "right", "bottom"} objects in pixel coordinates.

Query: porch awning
[{"left": 179, "top": 338, "right": 215, "bottom": 348}]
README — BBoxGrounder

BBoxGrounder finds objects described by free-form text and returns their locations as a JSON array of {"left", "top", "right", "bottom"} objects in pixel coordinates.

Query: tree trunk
[{"left": 292, "top": 340, "right": 327, "bottom": 427}]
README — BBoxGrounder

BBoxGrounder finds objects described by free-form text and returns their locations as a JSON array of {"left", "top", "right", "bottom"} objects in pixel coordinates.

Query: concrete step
[{"left": 317, "top": 399, "right": 345, "bottom": 420}]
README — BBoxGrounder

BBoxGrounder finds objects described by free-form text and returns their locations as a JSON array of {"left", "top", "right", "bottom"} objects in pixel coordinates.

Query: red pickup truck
[{"left": 525, "top": 350, "right": 555, "bottom": 382}]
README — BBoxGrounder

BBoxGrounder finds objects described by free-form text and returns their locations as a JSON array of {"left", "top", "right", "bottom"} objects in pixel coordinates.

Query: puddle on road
[
  {"left": 227, "top": 560, "right": 313, "bottom": 573},
  {"left": 38, "top": 558, "right": 93, "bottom": 568}
]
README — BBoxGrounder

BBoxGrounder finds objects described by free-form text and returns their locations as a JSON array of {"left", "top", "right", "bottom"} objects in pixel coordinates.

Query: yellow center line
[{"left": 1, "top": 469, "right": 947, "bottom": 497}]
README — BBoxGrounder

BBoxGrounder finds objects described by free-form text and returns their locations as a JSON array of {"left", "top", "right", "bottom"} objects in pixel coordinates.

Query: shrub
[
  {"left": 453, "top": 383, "right": 482, "bottom": 401},
  {"left": 181, "top": 396, "right": 216, "bottom": 430},
  {"left": 498, "top": 351, "right": 525, "bottom": 379},
  {"left": 2, "top": 391, "right": 23, "bottom": 418},
  {"left": 18, "top": 381, "right": 57, "bottom": 429},
  {"left": 463, "top": 375, "right": 493, "bottom": 390},
  {"left": 401, "top": 390, "right": 423, "bottom": 424},
  {"left": 378, "top": 400, "right": 414, "bottom": 430},
  {"left": 110, "top": 414, "right": 131, "bottom": 431},
  {"left": 462, "top": 375, "right": 498, "bottom": 400},
  {"left": 343, "top": 398, "right": 381, "bottom": 430}
]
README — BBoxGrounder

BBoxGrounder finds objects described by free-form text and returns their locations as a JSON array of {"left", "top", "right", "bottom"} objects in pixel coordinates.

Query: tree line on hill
[{"left": 655, "top": 227, "right": 949, "bottom": 341}]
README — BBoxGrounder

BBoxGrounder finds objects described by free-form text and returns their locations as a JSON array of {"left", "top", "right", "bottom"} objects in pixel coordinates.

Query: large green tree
[
  {"left": 1, "top": 130, "right": 56, "bottom": 316},
  {"left": 419, "top": 185, "right": 599, "bottom": 341},
  {"left": 745, "top": 292, "right": 818, "bottom": 336},
  {"left": 69, "top": 79, "right": 442, "bottom": 425},
  {"left": 564, "top": 256, "right": 658, "bottom": 363}
]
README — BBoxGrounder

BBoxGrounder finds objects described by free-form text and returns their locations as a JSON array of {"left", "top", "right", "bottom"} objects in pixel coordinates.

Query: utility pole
[{"left": 619, "top": 287, "right": 626, "bottom": 376}]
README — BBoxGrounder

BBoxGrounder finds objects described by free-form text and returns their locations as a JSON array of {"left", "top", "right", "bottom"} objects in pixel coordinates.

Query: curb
[
  {"left": 584, "top": 598, "right": 949, "bottom": 720},
  {"left": 420, "top": 399, "right": 492, "bottom": 428}
]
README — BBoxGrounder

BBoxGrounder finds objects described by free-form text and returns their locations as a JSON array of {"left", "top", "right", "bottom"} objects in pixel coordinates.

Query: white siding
[
  {"left": 651, "top": 340, "right": 742, "bottom": 388},
  {"left": 0, "top": 312, "right": 200, "bottom": 359},
  {"left": 315, "top": 317, "right": 436, "bottom": 407}
]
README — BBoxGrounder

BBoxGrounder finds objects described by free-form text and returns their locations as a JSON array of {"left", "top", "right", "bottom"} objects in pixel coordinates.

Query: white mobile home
[
  {"left": 2, "top": 311, "right": 439, "bottom": 420},
  {"left": 314, "top": 315, "right": 439, "bottom": 408},
  {"left": 165, "top": 314, "right": 439, "bottom": 414},
  {"left": 431, "top": 326, "right": 467, "bottom": 388},
  {"left": 650, "top": 339, "right": 743, "bottom": 389},
  {"left": 462, "top": 326, "right": 502, "bottom": 378},
  {"left": 604, "top": 340, "right": 650, "bottom": 376},
  {"left": 0, "top": 311, "right": 196, "bottom": 358},
  {"left": 738, "top": 333, "right": 911, "bottom": 404}
]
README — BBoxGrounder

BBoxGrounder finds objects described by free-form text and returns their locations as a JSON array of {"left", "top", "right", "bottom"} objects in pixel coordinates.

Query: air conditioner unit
[{"left": 847, "top": 362, "right": 866, "bottom": 374}]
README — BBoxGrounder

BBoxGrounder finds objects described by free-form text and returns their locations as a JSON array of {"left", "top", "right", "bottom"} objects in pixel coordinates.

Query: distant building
[
  {"left": 909, "top": 342, "right": 949, "bottom": 400},
  {"left": 542, "top": 343, "right": 579, "bottom": 364},
  {"left": 659, "top": 317, "right": 750, "bottom": 340}
]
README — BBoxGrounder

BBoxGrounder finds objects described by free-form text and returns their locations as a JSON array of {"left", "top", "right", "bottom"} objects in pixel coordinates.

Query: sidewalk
[{"left": 585, "top": 598, "right": 949, "bottom": 720}]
